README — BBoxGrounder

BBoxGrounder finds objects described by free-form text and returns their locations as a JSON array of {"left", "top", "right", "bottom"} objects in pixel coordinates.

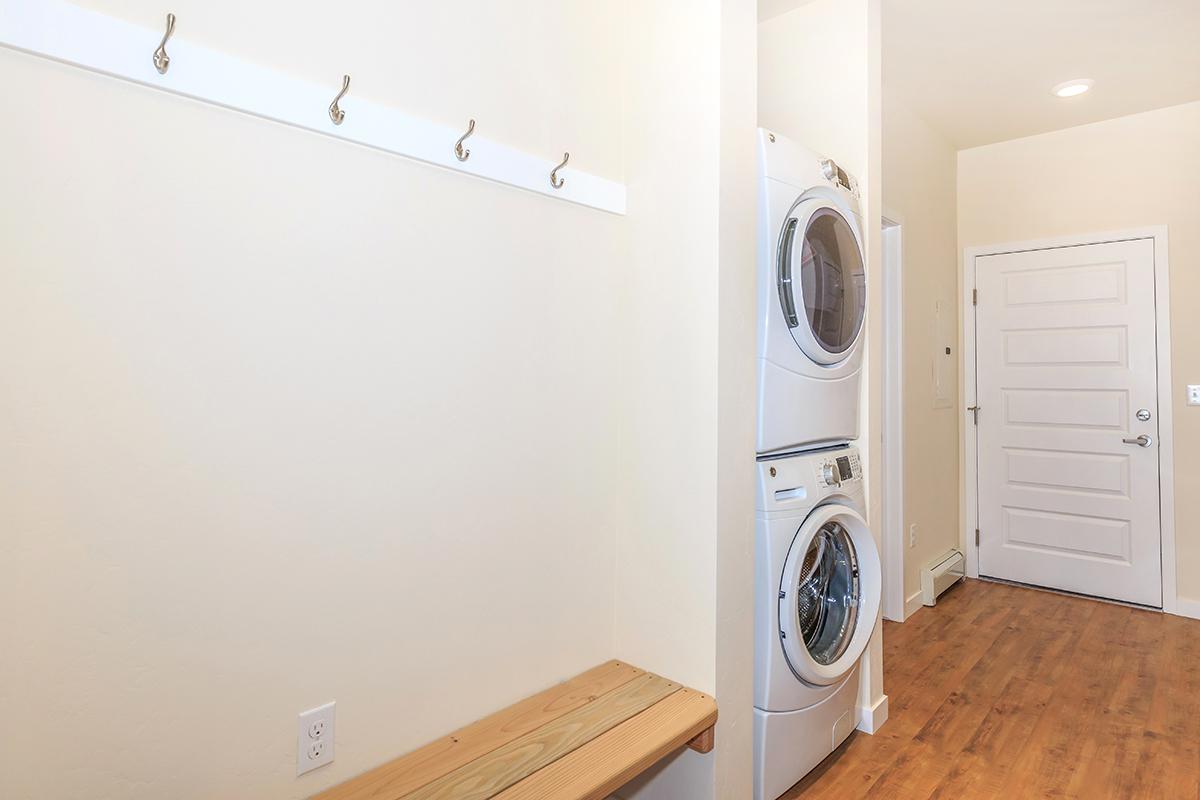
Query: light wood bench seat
[{"left": 311, "top": 660, "right": 718, "bottom": 800}]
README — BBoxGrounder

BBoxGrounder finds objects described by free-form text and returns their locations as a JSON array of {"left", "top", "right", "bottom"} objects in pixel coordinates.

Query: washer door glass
[
  {"left": 799, "top": 208, "right": 866, "bottom": 355},
  {"left": 794, "top": 519, "right": 860, "bottom": 666}
]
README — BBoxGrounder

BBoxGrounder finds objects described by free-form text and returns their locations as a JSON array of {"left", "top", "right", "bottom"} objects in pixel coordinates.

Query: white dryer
[
  {"left": 757, "top": 129, "right": 867, "bottom": 456},
  {"left": 754, "top": 445, "right": 881, "bottom": 800}
]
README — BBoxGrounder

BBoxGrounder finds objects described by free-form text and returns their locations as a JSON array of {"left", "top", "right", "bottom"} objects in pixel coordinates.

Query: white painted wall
[
  {"left": 0, "top": 41, "right": 625, "bottom": 800},
  {"left": 714, "top": 0, "right": 760, "bottom": 793},
  {"left": 757, "top": 0, "right": 886, "bottom": 730},
  {"left": 614, "top": 0, "right": 757, "bottom": 797},
  {"left": 957, "top": 100, "right": 1200, "bottom": 606},
  {"left": 0, "top": 2, "right": 763, "bottom": 799},
  {"left": 881, "top": 92, "right": 960, "bottom": 607},
  {"left": 759, "top": 0, "right": 871, "bottom": 179}
]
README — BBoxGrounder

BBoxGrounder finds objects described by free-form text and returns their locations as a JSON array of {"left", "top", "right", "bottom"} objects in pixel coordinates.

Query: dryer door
[
  {"left": 777, "top": 200, "right": 866, "bottom": 366},
  {"left": 778, "top": 503, "right": 880, "bottom": 685}
]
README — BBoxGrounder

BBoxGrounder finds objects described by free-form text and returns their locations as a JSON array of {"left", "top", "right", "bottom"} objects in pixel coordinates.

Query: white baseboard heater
[{"left": 921, "top": 549, "right": 965, "bottom": 606}]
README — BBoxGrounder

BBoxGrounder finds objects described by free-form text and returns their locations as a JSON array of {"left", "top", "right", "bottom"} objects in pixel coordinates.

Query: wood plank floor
[{"left": 783, "top": 578, "right": 1200, "bottom": 800}]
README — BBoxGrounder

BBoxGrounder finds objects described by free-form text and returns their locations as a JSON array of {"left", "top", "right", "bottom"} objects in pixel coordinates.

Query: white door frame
[
  {"left": 881, "top": 215, "right": 905, "bottom": 622},
  {"left": 961, "top": 226, "right": 1178, "bottom": 614}
]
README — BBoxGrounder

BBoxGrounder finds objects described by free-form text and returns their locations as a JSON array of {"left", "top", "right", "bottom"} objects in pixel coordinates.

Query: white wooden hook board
[{"left": 0, "top": 0, "right": 627, "bottom": 215}]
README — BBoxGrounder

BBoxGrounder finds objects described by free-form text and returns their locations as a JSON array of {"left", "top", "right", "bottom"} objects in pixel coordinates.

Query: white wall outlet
[
  {"left": 909, "top": 523, "right": 917, "bottom": 549},
  {"left": 1188, "top": 385, "right": 1200, "bottom": 406},
  {"left": 297, "top": 701, "right": 335, "bottom": 776}
]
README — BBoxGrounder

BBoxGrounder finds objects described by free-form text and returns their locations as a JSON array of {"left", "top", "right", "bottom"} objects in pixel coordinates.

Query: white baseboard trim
[
  {"left": 1170, "top": 597, "right": 1200, "bottom": 621},
  {"left": 857, "top": 694, "right": 889, "bottom": 735},
  {"left": 904, "top": 589, "right": 925, "bottom": 619}
]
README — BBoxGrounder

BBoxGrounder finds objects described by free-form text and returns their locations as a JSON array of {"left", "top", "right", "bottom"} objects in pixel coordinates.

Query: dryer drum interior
[{"left": 799, "top": 209, "right": 865, "bottom": 354}]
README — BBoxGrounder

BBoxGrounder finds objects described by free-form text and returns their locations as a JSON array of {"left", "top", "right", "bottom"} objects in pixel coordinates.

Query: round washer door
[
  {"left": 778, "top": 503, "right": 880, "bottom": 686},
  {"left": 776, "top": 199, "right": 867, "bottom": 365}
]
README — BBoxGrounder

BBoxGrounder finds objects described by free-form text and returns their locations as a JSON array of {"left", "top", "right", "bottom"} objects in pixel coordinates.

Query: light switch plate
[
  {"left": 297, "top": 701, "right": 335, "bottom": 776},
  {"left": 1188, "top": 385, "right": 1200, "bottom": 406}
]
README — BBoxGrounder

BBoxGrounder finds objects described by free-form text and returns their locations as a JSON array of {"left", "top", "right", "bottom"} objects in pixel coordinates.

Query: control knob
[{"left": 822, "top": 463, "right": 840, "bottom": 486}]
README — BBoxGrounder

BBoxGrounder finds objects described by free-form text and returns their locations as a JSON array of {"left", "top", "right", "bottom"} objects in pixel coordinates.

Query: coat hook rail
[{"left": 0, "top": 0, "right": 625, "bottom": 213}]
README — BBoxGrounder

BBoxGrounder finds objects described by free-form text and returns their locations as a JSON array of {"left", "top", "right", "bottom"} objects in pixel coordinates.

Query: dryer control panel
[{"left": 817, "top": 450, "right": 862, "bottom": 487}]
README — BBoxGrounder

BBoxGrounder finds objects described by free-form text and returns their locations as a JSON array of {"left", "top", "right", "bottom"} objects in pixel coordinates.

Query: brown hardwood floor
[{"left": 783, "top": 578, "right": 1200, "bottom": 799}]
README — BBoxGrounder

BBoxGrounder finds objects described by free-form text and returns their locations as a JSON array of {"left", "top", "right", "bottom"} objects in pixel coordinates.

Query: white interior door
[{"left": 974, "top": 238, "right": 1162, "bottom": 607}]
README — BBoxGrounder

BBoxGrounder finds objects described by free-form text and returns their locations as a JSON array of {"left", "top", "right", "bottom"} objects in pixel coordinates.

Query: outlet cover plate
[
  {"left": 1188, "top": 385, "right": 1200, "bottom": 406},
  {"left": 297, "top": 701, "right": 336, "bottom": 776}
]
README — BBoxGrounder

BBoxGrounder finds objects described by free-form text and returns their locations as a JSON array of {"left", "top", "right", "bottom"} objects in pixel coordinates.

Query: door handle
[{"left": 1122, "top": 434, "right": 1153, "bottom": 447}]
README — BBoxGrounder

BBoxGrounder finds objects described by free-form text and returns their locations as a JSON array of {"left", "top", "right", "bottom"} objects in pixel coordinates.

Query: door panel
[
  {"left": 1004, "top": 326, "right": 1127, "bottom": 366},
  {"left": 1004, "top": 448, "right": 1129, "bottom": 496},
  {"left": 1004, "top": 388, "right": 1127, "bottom": 429},
  {"left": 1001, "top": 507, "right": 1131, "bottom": 562},
  {"left": 975, "top": 238, "right": 1161, "bottom": 606}
]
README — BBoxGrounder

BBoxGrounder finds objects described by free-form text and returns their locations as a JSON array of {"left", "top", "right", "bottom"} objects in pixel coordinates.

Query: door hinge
[
  {"left": 968, "top": 405, "right": 980, "bottom": 424},
  {"left": 972, "top": 288, "right": 978, "bottom": 306},
  {"left": 975, "top": 528, "right": 980, "bottom": 547}
]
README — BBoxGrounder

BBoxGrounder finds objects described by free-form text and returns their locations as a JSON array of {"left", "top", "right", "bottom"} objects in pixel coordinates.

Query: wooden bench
[{"left": 311, "top": 660, "right": 718, "bottom": 800}]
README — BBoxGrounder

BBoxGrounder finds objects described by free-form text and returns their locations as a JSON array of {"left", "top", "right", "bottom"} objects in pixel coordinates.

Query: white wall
[
  {"left": 757, "top": 0, "right": 886, "bottom": 726},
  {"left": 714, "top": 0, "right": 760, "bottom": 793},
  {"left": 615, "top": 0, "right": 757, "bottom": 797},
  {"left": 881, "top": 93, "right": 960, "bottom": 606},
  {"left": 0, "top": 40, "right": 625, "bottom": 800},
  {"left": 958, "top": 100, "right": 1200, "bottom": 606},
  {"left": 759, "top": 0, "right": 871, "bottom": 179},
  {"left": 1, "top": 3, "right": 763, "bottom": 799},
  {"left": 0, "top": 1, "right": 763, "bottom": 800}
]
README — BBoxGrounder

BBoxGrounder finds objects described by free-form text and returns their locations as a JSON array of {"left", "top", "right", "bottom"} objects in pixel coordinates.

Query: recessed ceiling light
[{"left": 1052, "top": 79, "right": 1094, "bottom": 98}]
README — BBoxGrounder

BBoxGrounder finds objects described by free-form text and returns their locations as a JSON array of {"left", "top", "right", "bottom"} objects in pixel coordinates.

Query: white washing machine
[
  {"left": 757, "top": 129, "right": 867, "bottom": 456},
  {"left": 754, "top": 445, "right": 881, "bottom": 800}
]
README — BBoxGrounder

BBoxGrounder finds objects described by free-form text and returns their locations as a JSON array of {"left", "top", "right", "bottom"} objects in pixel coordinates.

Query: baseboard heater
[{"left": 921, "top": 549, "right": 965, "bottom": 606}]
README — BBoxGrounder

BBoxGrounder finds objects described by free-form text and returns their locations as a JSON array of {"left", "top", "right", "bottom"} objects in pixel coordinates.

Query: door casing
[{"left": 960, "top": 226, "right": 1177, "bottom": 614}]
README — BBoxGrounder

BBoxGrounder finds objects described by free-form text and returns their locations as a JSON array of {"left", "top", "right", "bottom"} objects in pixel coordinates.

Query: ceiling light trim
[{"left": 1052, "top": 79, "right": 1095, "bottom": 98}]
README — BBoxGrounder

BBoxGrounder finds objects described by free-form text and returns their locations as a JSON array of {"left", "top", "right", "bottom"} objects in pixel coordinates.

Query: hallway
[{"left": 785, "top": 579, "right": 1200, "bottom": 799}]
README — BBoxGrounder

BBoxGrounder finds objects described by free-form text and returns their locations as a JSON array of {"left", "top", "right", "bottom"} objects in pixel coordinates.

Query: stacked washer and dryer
[{"left": 753, "top": 129, "right": 882, "bottom": 800}]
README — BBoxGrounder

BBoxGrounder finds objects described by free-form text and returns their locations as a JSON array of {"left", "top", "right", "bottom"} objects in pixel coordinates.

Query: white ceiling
[{"left": 884, "top": 0, "right": 1200, "bottom": 148}]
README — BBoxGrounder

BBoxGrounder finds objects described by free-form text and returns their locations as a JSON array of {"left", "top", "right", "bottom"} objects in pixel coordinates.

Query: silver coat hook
[
  {"left": 329, "top": 75, "right": 350, "bottom": 125},
  {"left": 550, "top": 152, "right": 569, "bottom": 189},
  {"left": 153, "top": 13, "right": 176, "bottom": 75},
  {"left": 454, "top": 119, "right": 476, "bottom": 162}
]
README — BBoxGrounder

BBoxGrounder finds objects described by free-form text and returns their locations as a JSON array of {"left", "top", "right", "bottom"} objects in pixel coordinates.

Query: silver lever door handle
[{"left": 1122, "top": 434, "right": 1153, "bottom": 447}]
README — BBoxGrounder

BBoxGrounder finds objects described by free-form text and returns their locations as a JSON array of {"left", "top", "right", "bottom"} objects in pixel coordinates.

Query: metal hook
[
  {"left": 454, "top": 119, "right": 476, "bottom": 162},
  {"left": 329, "top": 75, "right": 350, "bottom": 125},
  {"left": 550, "top": 152, "right": 569, "bottom": 189},
  {"left": 153, "top": 13, "right": 175, "bottom": 75}
]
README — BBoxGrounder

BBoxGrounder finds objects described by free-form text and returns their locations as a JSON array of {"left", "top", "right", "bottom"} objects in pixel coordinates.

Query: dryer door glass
[
  {"left": 799, "top": 208, "right": 866, "bottom": 355},
  {"left": 794, "top": 520, "right": 861, "bottom": 665}
]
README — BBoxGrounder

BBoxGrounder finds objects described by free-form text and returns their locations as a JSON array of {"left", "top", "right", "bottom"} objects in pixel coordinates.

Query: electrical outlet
[
  {"left": 1188, "top": 385, "right": 1200, "bottom": 406},
  {"left": 909, "top": 524, "right": 917, "bottom": 549},
  {"left": 297, "top": 702, "right": 335, "bottom": 776}
]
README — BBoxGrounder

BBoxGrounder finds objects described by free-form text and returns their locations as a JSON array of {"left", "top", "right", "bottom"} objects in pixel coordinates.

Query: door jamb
[
  {"left": 960, "top": 226, "right": 1177, "bottom": 614},
  {"left": 881, "top": 215, "right": 905, "bottom": 622}
]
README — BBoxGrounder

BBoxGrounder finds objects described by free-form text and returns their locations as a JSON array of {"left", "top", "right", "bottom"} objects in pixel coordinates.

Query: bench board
[{"left": 311, "top": 660, "right": 718, "bottom": 800}]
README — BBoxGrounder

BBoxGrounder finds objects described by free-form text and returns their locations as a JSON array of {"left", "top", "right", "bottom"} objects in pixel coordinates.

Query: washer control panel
[
  {"left": 817, "top": 450, "right": 862, "bottom": 487},
  {"left": 757, "top": 446, "right": 866, "bottom": 511}
]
